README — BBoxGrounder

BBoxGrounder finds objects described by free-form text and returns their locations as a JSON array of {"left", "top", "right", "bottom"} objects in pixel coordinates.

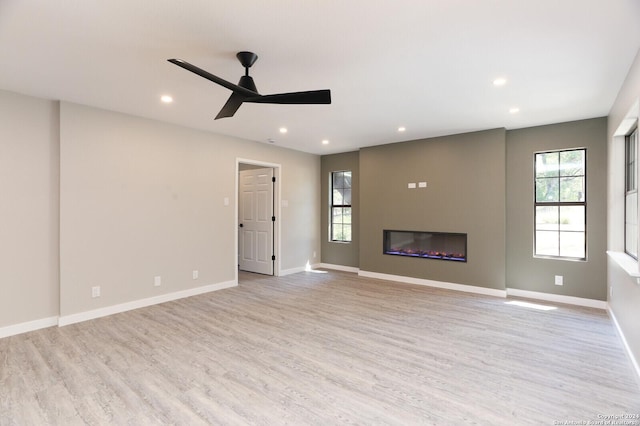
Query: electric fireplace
[{"left": 383, "top": 230, "right": 467, "bottom": 262}]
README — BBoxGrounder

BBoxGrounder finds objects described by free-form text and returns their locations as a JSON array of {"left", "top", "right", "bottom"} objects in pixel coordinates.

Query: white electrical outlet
[
  {"left": 418, "top": 181, "right": 427, "bottom": 188},
  {"left": 554, "top": 275, "right": 563, "bottom": 286},
  {"left": 192, "top": 270, "right": 199, "bottom": 280},
  {"left": 92, "top": 286, "right": 101, "bottom": 298},
  {"left": 154, "top": 276, "right": 161, "bottom": 287},
  {"left": 408, "top": 182, "right": 417, "bottom": 189}
]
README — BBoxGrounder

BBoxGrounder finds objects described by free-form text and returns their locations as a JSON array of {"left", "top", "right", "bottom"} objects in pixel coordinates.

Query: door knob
[{"left": 239, "top": 223, "right": 244, "bottom": 227}]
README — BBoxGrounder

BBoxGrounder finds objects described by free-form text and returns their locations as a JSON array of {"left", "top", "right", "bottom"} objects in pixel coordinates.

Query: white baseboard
[
  {"left": 317, "top": 263, "right": 360, "bottom": 273},
  {"left": 58, "top": 280, "right": 237, "bottom": 327},
  {"left": 0, "top": 316, "right": 59, "bottom": 339},
  {"left": 506, "top": 288, "right": 607, "bottom": 310},
  {"left": 608, "top": 307, "right": 640, "bottom": 386},
  {"left": 358, "top": 270, "right": 507, "bottom": 298}
]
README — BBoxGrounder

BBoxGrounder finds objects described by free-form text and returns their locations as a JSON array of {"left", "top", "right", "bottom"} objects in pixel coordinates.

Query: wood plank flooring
[{"left": 1, "top": 270, "right": 639, "bottom": 425}]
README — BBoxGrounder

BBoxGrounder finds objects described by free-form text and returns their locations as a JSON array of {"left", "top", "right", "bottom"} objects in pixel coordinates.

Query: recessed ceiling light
[
  {"left": 160, "top": 95, "right": 173, "bottom": 103},
  {"left": 398, "top": 126, "right": 406, "bottom": 132},
  {"left": 509, "top": 107, "right": 520, "bottom": 114},
  {"left": 279, "top": 127, "right": 288, "bottom": 134},
  {"left": 493, "top": 78, "right": 507, "bottom": 86},
  {"left": 322, "top": 140, "right": 329, "bottom": 145}
]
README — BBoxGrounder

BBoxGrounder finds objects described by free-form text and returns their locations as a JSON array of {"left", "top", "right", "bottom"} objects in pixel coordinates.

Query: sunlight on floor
[
  {"left": 505, "top": 300, "right": 558, "bottom": 311},
  {"left": 305, "top": 261, "right": 328, "bottom": 273}
]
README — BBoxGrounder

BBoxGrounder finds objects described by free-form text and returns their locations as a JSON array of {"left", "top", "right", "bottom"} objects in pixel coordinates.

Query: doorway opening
[{"left": 236, "top": 159, "right": 281, "bottom": 282}]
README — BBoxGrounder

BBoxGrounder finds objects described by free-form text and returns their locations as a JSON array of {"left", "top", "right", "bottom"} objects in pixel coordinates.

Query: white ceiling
[{"left": 1, "top": 1, "right": 639, "bottom": 155}]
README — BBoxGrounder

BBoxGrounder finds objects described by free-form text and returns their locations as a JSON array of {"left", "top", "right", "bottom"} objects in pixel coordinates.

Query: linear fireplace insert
[{"left": 383, "top": 230, "right": 467, "bottom": 262}]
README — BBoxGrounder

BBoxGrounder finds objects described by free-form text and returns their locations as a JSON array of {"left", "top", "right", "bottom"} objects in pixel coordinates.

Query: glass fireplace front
[{"left": 383, "top": 230, "right": 467, "bottom": 262}]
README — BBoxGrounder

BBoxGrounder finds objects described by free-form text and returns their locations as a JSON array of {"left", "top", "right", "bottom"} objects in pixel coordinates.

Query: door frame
[{"left": 235, "top": 158, "right": 281, "bottom": 282}]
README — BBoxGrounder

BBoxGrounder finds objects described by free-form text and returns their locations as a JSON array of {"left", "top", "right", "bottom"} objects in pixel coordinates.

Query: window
[
  {"left": 330, "top": 170, "right": 352, "bottom": 242},
  {"left": 534, "top": 149, "right": 586, "bottom": 259},
  {"left": 626, "top": 128, "right": 638, "bottom": 259}
]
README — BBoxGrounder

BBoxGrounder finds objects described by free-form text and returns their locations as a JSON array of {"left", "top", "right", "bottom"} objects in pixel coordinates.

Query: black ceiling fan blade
[
  {"left": 169, "top": 52, "right": 332, "bottom": 118},
  {"left": 215, "top": 92, "right": 246, "bottom": 120},
  {"left": 246, "top": 89, "right": 331, "bottom": 105},
  {"left": 167, "top": 59, "right": 258, "bottom": 98}
]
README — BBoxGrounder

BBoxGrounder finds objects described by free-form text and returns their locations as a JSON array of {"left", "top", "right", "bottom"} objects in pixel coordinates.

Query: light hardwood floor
[{"left": 1, "top": 270, "right": 639, "bottom": 425}]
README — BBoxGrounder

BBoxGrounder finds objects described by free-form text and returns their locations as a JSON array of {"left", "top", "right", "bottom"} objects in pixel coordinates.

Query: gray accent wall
[
  {"left": 322, "top": 121, "right": 609, "bottom": 300},
  {"left": 320, "top": 151, "right": 359, "bottom": 268},
  {"left": 506, "top": 118, "right": 608, "bottom": 300},
  {"left": 359, "top": 129, "right": 506, "bottom": 290}
]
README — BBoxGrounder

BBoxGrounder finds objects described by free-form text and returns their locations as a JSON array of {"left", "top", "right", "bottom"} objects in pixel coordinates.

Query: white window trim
[{"left": 611, "top": 98, "right": 640, "bottom": 279}]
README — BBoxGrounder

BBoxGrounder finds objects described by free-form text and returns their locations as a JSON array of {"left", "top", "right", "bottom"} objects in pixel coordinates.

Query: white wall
[
  {"left": 0, "top": 90, "right": 320, "bottom": 331},
  {"left": 0, "top": 90, "right": 59, "bottom": 328},
  {"left": 59, "top": 102, "right": 320, "bottom": 318},
  {"left": 607, "top": 48, "right": 640, "bottom": 372}
]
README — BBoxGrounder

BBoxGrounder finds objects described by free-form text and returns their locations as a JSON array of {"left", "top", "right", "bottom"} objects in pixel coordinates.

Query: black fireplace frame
[{"left": 383, "top": 229, "right": 467, "bottom": 262}]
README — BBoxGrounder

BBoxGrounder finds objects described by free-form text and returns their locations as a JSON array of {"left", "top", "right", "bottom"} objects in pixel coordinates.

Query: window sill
[
  {"left": 534, "top": 255, "right": 586, "bottom": 262},
  {"left": 607, "top": 250, "right": 640, "bottom": 278}
]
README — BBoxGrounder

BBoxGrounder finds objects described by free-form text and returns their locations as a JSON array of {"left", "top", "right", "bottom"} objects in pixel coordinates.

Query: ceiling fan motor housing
[
  {"left": 237, "top": 51, "right": 258, "bottom": 71},
  {"left": 238, "top": 75, "right": 258, "bottom": 92}
]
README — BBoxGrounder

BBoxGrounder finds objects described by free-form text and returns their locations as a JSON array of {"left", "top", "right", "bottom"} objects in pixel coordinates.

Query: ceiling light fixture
[
  {"left": 160, "top": 95, "right": 173, "bottom": 103},
  {"left": 322, "top": 140, "right": 329, "bottom": 145},
  {"left": 493, "top": 78, "right": 507, "bottom": 86},
  {"left": 509, "top": 107, "right": 520, "bottom": 114},
  {"left": 279, "top": 127, "right": 288, "bottom": 134},
  {"left": 398, "top": 126, "right": 406, "bottom": 132}
]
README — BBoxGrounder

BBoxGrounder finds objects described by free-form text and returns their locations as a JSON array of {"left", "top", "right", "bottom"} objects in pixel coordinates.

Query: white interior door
[{"left": 238, "top": 167, "right": 274, "bottom": 275}]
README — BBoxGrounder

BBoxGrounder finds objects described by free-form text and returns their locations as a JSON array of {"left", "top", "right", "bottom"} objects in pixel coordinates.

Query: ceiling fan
[{"left": 168, "top": 52, "right": 331, "bottom": 119}]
